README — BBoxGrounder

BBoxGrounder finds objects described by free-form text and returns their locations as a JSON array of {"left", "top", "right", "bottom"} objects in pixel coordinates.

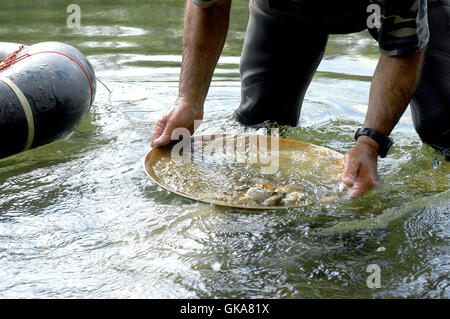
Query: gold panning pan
[{"left": 144, "top": 134, "right": 345, "bottom": 210}]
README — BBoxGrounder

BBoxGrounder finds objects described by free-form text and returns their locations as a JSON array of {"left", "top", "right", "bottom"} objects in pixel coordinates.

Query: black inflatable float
[{"left": 0, "top": 42, "right": 96, "bottom": 159}]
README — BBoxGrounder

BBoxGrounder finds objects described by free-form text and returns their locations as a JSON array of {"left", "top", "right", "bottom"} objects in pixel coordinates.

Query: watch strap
[{"left": 355, "top": 127, "right": 394, "bottom": 158}]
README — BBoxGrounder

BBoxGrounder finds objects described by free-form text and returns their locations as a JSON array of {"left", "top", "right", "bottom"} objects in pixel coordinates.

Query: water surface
[{"left": 0, "top": 0, "right": 448, "bottom": 298}]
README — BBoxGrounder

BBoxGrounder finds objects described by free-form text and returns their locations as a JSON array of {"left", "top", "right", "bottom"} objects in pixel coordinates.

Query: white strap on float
[{"left": 0, "top": 76, "right": 35, "bottom": 151}]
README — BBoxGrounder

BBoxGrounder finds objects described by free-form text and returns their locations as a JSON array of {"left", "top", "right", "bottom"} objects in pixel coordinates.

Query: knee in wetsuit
[
  {"left": 411, "top": 0, "right": 450, "bottom": 154},
  {"left": 234, "top": 0, "right": 368, "bottom": 128}
]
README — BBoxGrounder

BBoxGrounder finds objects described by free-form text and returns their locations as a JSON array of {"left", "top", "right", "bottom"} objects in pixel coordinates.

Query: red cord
[{"left": 0, "top": 44, "right": 30, "bottom": 70}]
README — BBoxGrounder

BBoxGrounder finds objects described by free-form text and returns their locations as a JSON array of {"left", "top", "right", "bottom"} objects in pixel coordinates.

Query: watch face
[
  {"left": 354, "top": 128, "right": 362, "bottom": 140},
  {"left": 386, "top": 140, "right": 393, "bottom": 151},
  {"left": 380, "top": 137, "right": 394, "bottom": 157}
]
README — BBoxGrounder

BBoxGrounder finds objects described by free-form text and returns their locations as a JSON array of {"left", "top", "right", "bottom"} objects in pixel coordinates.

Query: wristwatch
[{"left": 354, "top": 127, "right": 394, "bottom": 158}]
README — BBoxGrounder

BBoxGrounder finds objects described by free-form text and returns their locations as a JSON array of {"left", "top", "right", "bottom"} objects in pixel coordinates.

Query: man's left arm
[{"left": 342, "top": 48, "right": 425, "bottom": 197}]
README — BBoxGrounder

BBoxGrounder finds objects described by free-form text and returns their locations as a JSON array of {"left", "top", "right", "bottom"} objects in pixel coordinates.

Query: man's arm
[
  {"left": 151, "top": 0, "right": 231, "bottom": 147},
  {"left": 364, "top": 49, "right": 425, "bottom": 136},
  {"left": 342, "top": 48, "right": 425, "bottom": 197}
]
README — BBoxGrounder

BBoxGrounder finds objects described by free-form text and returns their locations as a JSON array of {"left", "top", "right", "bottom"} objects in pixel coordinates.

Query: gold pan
[{"left": 144, "top": 134, "right": 344, "bottom": 210}]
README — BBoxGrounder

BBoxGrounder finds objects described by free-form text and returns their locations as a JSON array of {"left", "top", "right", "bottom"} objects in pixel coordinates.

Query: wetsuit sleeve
[
  {"left": 374, "top": 0, "right": 430, "bottom": 56},
  {"left": 192, "top": 0, "right": 218, "bottom": 8}
]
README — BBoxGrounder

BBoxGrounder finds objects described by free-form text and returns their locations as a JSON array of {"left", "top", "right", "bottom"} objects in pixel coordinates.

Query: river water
[{"left": 0, "top": 0, "right": 448, "bottom": 298}]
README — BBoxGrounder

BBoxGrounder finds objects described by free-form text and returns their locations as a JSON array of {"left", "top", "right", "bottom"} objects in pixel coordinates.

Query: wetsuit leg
[
  {"left": 411, "top": 0, "right": 450, "bottom": 152},
  {"left": 234, "top": 0, "right": 329, "bottom": 127}
]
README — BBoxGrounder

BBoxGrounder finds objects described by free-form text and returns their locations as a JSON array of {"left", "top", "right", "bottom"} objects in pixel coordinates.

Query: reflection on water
[{"left": 0, "top": 0, "right": 448, "bottom": 298}]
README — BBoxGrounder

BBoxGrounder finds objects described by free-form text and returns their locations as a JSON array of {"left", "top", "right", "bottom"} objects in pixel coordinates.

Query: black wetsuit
[{"left": 232, "top": 0, "right": 449, "bottom": 152}]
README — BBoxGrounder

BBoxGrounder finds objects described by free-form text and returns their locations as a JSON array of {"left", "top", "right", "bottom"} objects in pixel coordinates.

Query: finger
[
  {"left": 188, "top": 119, "right": 201, "bottom": 135},
  {"left": 341, "top": 154, "right": 359, "bottom": 187},
  {"left": 151, "top": 119, "right": 166, "bottom": 147},
  {"left": 349, "top": 164, "right": 376, "bottom": 198},
  {"left": 152, "top": 121, "right": 176, "bottom": 147},
  {"left": 349, "top": 181, "right": 373, "bottom": 198}
]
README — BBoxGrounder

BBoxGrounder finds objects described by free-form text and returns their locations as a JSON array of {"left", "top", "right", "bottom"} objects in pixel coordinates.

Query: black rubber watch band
[{"left": 354, "top": 127, "right": 394, "bottom": 158}]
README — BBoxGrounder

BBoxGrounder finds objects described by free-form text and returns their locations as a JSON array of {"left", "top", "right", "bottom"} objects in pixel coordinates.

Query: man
[{"left": 151, "top": 0, "right": 449, "bottom": 197}]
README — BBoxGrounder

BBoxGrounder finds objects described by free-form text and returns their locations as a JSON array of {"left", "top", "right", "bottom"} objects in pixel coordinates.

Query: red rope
[
  {"left": 0, "top": 46, "right": 94, "bottom": 109},
  {"left": 0, "top": 44, "right": 30, "bottom": 70}
]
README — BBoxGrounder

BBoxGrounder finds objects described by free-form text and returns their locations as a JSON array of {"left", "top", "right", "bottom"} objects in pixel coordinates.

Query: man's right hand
[
  {"left": 150, "top": 97, "right": 203, "bottom": 148},
  {"left": 151, "top": 0, "right": 231, "bottom": 148}
]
